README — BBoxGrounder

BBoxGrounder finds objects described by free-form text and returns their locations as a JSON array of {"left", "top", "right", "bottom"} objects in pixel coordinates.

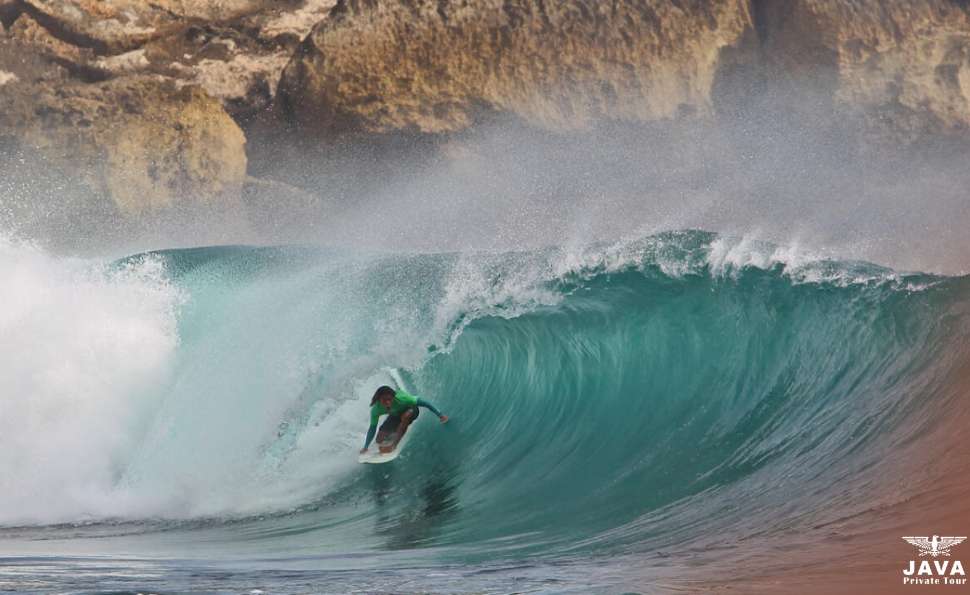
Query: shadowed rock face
[
  {"left": 752, "top": 0, "right": 970, "bottom": 140},
  {"left": 278, "top": 0, "right": 754, "bottom": 134}
]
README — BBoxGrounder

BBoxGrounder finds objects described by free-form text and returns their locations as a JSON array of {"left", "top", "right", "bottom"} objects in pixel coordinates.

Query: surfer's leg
[
  {"left": 377, "top": 416, "right": 401, "bottom": 450},
  {"left": 393, "top": 407, "right": 419, "bottom": 445}
]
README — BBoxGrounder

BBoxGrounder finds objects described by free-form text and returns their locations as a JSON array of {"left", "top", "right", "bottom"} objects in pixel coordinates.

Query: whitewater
[{"left": 1, "top": 229, "right": 968, "bottom": 592}]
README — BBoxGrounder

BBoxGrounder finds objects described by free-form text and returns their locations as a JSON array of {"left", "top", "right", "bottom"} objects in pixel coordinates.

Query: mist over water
[
  {"left": 302, "top": 118, "right": 970, "bottom": 274},
  {"left": 3, "top": 104, "right": 970, "bottom": 274}
]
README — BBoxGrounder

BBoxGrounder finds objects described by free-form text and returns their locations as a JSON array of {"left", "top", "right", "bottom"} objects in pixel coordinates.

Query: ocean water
[{"left": 1, "top": 230, "right": 968, "bottom": 593}]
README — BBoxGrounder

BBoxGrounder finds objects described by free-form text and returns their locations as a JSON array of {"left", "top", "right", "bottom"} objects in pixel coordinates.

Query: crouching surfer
[{"left": 360, "top": 385, "right": 448, "bottom": 454}]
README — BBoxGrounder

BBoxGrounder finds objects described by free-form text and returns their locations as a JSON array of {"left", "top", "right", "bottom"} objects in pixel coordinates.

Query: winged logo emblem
[{"left": 902, "top": 536, "right": 967, "bottom": 557}]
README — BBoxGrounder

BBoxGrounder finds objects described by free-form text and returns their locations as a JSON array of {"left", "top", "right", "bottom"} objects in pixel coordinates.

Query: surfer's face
[{"left": 379, "top": 395, "right": 393, "bottom": 409}]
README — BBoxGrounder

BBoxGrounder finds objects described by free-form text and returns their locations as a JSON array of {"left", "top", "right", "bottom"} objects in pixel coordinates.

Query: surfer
[{"left": 360, "top": 386, "right": 448, "bottom": 454}]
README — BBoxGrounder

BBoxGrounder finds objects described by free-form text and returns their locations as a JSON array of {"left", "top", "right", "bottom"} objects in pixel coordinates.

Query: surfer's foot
[{"left": 383, "top": 427, "right": 409, "bottom": 452}]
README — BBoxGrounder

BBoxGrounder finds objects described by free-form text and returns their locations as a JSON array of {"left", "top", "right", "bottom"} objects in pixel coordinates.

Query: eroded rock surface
[
  {"left": 279, "top": 0, "right": 754, "bottom": 134},
  {"left": 2, "top": 0, "right": 335, "bottom": 119},
  {"left": 20, "top": 0, "right": 277, "bottom": 52},
  {"left": 277, "top": 0, "right": 970, "bottom": 142},
  {"left": 0, "top": 74, "right": 247, "bottom": 215}
]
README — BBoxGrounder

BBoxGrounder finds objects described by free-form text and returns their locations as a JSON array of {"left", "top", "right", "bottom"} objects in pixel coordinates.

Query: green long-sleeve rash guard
[{"left": 363, "top": 391, "right": 442, "bottom": 449}]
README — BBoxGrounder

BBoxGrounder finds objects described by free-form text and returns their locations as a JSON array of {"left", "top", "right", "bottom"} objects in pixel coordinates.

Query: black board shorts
[{"left": 379, "top": 405, "right": 419, "bottom": 435}]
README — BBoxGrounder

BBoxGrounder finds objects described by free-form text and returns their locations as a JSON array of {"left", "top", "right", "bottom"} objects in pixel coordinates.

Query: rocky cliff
[
  {"left": 278, "top": 0, "right": 752, "bottom": 134},
  {"left": 278, "top": 0, "right": 970, "bottom": 140},
  {"left": 1, "top": 0, "right": 969, "bottom": 243}
]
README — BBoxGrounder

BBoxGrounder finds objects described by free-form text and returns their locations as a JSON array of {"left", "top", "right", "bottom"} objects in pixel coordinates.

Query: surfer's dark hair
[{"left": 370, "top": 385, "right": 396, "bottom": 406}]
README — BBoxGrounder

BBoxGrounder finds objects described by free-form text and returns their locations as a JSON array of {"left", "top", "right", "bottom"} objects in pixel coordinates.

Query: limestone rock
[
  {"left": 0, "top": 75, "right": 247, "bottom": 215},
  {"left": 20, "top": 0, "right": 280, "bottom": 53},
  {"left": 7, "top": 0, "right": 328, "bottom": 119},
  {"left": 275, "top": 0, "right": 970, "bottom": 143},
  {"left": 92, "top": 47, "right": 150, "bottom": 75},
  {"left": 9, "top": 12, "right": 89, "bottom": 65},
  {"left": 0, "top": 22, "right": 73, "bottom": 86},
  {"left": 144, "top": 26, "right": 294, "bottom": 119},
  {"left": 278, "top": 0, "right": 753, "bottom": 134},
  {"left": 246, "top": 0, "right": 337, "bottom": 45}
]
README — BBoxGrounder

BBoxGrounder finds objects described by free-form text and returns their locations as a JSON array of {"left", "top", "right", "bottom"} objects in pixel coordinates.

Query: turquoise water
[{"left": 1, "top": 230, "right": 968, "bottom": 592}]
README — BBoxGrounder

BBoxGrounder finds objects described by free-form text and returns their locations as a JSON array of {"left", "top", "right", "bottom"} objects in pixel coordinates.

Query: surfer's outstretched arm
[
  {"left": 361, "top": 404, "right": 384, "bottom": 453},
  {"left": 416, "top": 398, "right": 448, "bottom": 422},
  {"left": 361, "top": 423, "right": 378, "bottom": 452}
]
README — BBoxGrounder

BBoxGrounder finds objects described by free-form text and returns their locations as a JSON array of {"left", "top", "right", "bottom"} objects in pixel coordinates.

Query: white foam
[
  {"left": 432, "top": 252, "right": 566, "bottom": 351},
  {"left": 0, "top": 238, "right": 182, "bottom": 524},
  {"left": 706, "top": 234, "right": 794, "bottom": 276},
  {"left": 704, "top": 233, "right": 910, "bottom": 287}
]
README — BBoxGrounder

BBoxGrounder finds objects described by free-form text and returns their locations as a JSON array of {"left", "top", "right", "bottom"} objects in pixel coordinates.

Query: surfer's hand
[{"left": 439, "top": 415, "right": 449, "bottom": 424}]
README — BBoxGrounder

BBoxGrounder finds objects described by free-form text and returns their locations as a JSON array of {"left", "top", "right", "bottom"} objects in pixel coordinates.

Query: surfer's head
[{"left": 371, "top": 385, "right": 396, "bottom": 408}]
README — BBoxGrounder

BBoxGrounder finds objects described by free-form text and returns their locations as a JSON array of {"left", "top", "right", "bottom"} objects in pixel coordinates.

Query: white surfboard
[
  {"left": 358, "top": 368, "right": 415, "bottom": 464},
  {"left": 358, "top": 423, "right": 414, "bottom": 464}
]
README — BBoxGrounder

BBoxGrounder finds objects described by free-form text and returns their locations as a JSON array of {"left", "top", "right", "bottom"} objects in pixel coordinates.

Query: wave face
[{"left": 2, "top": 231, "right": 968, "bottom": 570}]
